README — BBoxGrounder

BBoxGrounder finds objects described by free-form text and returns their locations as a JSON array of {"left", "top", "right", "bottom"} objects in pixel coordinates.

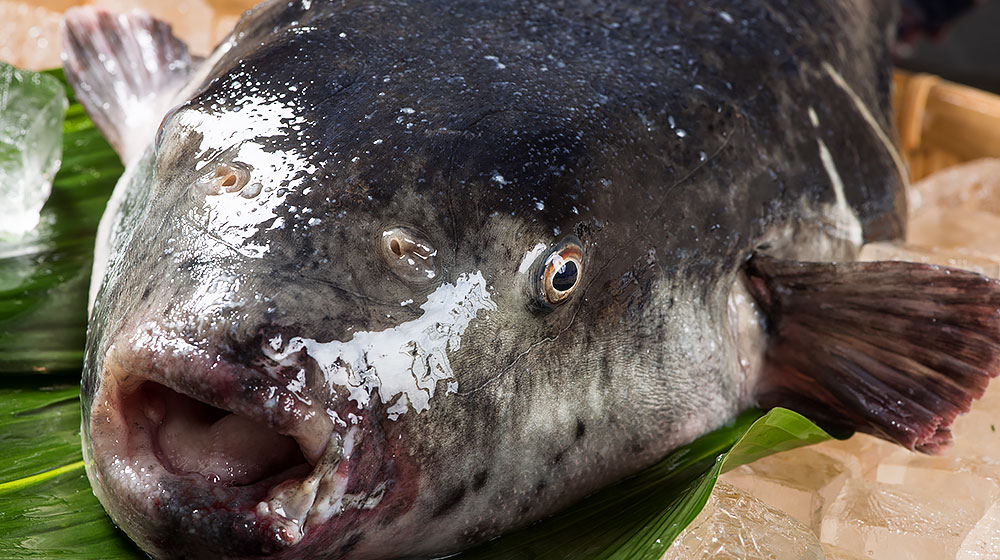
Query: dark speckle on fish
[{"left": 58, "top": 1, "right": 1000, "bottom": 559}]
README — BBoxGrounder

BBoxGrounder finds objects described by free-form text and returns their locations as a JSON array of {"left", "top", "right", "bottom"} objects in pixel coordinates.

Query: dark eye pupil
[{"left": 552, "top": 261, "right": 578, "bottom": 291}]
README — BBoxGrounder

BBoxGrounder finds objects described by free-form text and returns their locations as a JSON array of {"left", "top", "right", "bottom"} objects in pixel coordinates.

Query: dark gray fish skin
[{"left": 79, "top": 1, "right": 903, "bottom": 558}]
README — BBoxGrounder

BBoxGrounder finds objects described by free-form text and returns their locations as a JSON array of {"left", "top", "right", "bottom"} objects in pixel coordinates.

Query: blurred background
[{"left": 898, "top": 0, "right": 1000, "bottom": 93}]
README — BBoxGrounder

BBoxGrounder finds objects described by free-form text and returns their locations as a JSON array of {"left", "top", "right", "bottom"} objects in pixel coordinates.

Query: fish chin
[{"left": 84, "top": 335, "right": 405, "bottom": 559}]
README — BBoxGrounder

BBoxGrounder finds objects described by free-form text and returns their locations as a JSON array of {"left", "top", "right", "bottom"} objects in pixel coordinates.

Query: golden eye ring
[{"left": 539, "top": 238, "right": 584, "bottom": 305}]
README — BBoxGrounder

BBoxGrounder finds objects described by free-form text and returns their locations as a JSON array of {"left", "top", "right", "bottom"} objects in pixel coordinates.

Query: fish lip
[
  {"left": 87, "top": 322, "right": 402, "bottom": 554},
  {"left": 105, "top": 322, "right": 334, "bottom": 464}
]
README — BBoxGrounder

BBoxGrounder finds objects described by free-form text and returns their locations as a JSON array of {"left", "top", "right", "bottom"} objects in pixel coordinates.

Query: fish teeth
[{"left": 258, "top": 429, "right": 348, "bottom": 542}]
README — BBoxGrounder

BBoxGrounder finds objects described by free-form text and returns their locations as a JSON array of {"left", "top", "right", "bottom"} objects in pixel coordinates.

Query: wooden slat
[{"left": 894, "top": 70, "right": 1000, "bottom": 181}]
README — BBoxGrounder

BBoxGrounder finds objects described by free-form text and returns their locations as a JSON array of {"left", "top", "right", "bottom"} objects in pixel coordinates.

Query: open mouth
[
  {"left": 82, "top": 325, "right": 413, "bottom": 559},
  {"left": 85, "top": 337, "right": 407, "bottom": 559},
  {"left": 126, "top": 381, "right": 313, "bottom": 488}
]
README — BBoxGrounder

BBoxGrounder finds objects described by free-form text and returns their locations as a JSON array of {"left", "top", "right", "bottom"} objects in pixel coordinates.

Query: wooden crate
[{"left": 894, "top": 70, "right": 1000, "bottom": 182}]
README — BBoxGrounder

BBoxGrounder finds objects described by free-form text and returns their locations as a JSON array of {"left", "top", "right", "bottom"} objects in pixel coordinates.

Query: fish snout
[{"left": 84, "top": 322, "right": 404, "bottom": 557}]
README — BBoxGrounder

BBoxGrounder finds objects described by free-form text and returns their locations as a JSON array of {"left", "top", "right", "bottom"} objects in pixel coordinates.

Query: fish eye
[
  {"left": 379, "top": 226, "right": 437, "bottom": 281},
  {"left": 538, "top": 237, "right": 584, "bottom": 306}
]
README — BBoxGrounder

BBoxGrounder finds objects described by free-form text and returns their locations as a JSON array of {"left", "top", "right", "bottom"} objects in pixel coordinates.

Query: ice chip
[
  {"left": 820, "top": 543, "right": 870, "bottom": 560},
  {"left": 957, "top": 501, "right": 1000, "bottom": 560},
  {"left": 858, "top": 241, "right": 1000, "bottom": 278},
  {"left": 721, "top": 447, "right": 852, "bottom": 532},
  {"left": 820, "top": 477, "right": 989, "bottom": 559},
  {"left": 0, "top": 62, "right": 66, "bottom": 238},
  {"left": 663, "top": 482, "right": 825, "bottom": 560}
]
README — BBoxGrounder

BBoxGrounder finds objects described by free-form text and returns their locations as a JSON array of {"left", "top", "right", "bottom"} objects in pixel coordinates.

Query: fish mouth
[
  {"left": 123, "top": 380, "right": 316, "bottom": 488},
  {"left": 86, "top": 325, "right": 401, "bottom": 558}
]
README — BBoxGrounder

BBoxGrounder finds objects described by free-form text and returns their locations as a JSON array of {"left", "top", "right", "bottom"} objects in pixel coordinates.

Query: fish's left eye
[{"left": 539, "top": 237, "right": 584, "bottom": 305}]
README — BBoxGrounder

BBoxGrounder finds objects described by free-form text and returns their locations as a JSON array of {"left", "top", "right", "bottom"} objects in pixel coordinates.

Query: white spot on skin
[
  {"left": 175, "top": 90, "right": 317, "bottom": 258},
  {"left": 266, "top": 272, "right": 496, "bottom": 420},
  {"left": 518, "top": 243, "right": 548, "bottom": 274},
  {"left": 400, "top": 107, "right": 415, "bottom": 114},
  {"left": 484, "top": 55, "right": 507, "bottom": 70},
  {"left": 808, "top": 106, "right": 819, "bottom": 127},
  {"left": 491, "top": 173, "right": 510, "bottom": 185},
  {"left": 719, "top": 11, "right": 734, "bottom": 23}
]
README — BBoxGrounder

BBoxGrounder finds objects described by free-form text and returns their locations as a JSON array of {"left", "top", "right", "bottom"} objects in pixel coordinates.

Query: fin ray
[
  {"left": 747, "top": 253, "right": 1000, "bottom": 453},
  {"left": 61, "top": 7, "right": 194, "bottom": 163}
]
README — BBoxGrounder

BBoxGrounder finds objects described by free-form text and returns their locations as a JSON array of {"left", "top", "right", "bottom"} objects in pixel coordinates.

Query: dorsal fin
[{"left": 61, "top": 7, "right": 194, "bottom": 164}]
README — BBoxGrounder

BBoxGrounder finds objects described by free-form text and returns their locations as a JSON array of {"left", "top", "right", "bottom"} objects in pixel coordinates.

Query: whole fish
[{"left": 62, "top": 1, "right": 1000, "bottom": 559}]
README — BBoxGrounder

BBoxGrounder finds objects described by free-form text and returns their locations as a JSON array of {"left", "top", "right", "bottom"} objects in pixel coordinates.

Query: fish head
[
  {"left": 80, "top": 31, "right": 681, "bottom": 560},
  {"left": 78, "top": 2, "right": 753, "bottom": 557}
]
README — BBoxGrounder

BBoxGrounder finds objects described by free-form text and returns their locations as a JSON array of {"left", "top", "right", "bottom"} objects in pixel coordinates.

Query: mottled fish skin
[{"left": 81, "top": 1, "right": 903, "bottom": 558}]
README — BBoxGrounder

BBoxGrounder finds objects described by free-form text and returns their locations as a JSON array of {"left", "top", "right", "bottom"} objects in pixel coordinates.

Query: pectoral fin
[
  {"left": 746, "top": 253, "right": 1000, "bottom": 453},
  {"left": 61, "top": 7, "right": 194, "bottom": 164}
]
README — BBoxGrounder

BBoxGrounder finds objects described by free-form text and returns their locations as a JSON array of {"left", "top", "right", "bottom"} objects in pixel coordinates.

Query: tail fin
[
  {"left": 746, "top": 253, "right": 1000, "bottom": 453},
  {"left": 61, "top": 7, "right": 193, "bottom": 164}
]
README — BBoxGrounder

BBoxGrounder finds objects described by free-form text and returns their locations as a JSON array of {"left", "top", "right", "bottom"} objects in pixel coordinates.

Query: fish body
[{"left": 63, "top": 1, "right": 999, "bottom": 559}]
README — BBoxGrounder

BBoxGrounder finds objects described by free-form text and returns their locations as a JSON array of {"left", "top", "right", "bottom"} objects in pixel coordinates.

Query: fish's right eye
[{"left": 536, "top": 236, "right": 585, "bottom": 307}]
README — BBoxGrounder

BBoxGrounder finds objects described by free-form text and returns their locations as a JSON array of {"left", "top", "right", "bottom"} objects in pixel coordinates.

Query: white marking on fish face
[
  {"left": 173, "top": 87, "right": 317, "bottom": 259},
  {"left": 808, "top": 106, "right": 863, "bottom": 247},
  {"left": 266, "top": 271, "right": 496, "bottom": 420},
  {"left": 518, "top": 243, "right": 548, "bottom": 274}
]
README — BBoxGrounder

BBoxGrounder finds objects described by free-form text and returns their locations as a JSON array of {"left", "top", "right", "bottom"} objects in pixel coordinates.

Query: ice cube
[
  {"left": 904, "top": 158, "right": 1000, "bottom": 260},
  {"left": 820, "top": 477, "right": 989, "bottom": 559},
  {"left": 0, "top": 62, "right": 66, "bottom": 237},
  {"left": 721, "top": 447, "right": 852, "bottom": 532},
  {"left": 908, "top": 158, "right": 1000, "bottom": 216},
  {"left": 663, "top": 482, "right": 825, "bottom": 560},
  {"left": 907, "top": 207, "right": 1000, "bottom": 258},
  {"left": 809, "top": 432, "right": 900, "bottom": 481},
  {"left": 948, "top": 382, "right": 1000, "bottom": 462}
]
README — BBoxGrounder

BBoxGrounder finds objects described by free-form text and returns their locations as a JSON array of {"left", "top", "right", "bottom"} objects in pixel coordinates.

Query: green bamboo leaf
[
  {"left": 453, "top": 407, "right": 833, "bottom": 560},
  {"left": 0, "top": 385, "right": 141, "bottom": 558}
]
